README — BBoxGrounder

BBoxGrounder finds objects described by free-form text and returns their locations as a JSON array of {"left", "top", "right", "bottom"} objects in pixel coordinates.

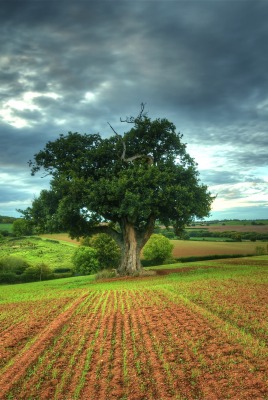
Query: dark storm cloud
[
  {"left": 0, "top": 122, "right": 57, "bottom": 168},
  {"left": 0, "top": 185, "right": 30, "bottom": 203},
  {"left": 227, "top": 150, "right": 268, "bottom": 168},
  {"left": 199, "top": 170, "right": 245, "bottom": 186},
  {"left": 0, "top": 0, "right": 268, "bottom": 218}
]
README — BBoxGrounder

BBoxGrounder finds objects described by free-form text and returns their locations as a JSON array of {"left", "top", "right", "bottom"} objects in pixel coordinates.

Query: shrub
[
  {"left": 0, "top": 256, "right": 30, "bottom": 275},
  {"left": 255, "top": 246, "right": 266, "bottom": 256},
  {"left": 13, "top": 219, "right": 33, "bottom": 236},
  {"left": 22, "top": 263, "right": 53, "bottom": 282},
  {"left": 81, "top": 234, "right": 120, "bottom": 269},
  {"left": 143, "top": 234, "right": 174, "bottom": 265},
  {"left": 72, "top": 246, "right": 100, "bottom": 275},
  {"left": 95, "top": 269, "right": 118, "bottom": 280},
  {"left": 0, "top": 272, "right": 19, "bottom": 284}
]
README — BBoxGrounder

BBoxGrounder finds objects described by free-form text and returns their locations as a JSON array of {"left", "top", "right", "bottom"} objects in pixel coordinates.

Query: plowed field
[{"left": 0, "top": 257, "right": 267, "bottom": 399}]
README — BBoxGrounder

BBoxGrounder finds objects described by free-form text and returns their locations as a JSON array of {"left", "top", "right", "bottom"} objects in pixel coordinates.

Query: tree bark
[
  {"left": 118, "top": 218, "right": 155, "bottom": 275},
  {"left": 118, "top": 221, "right": 142, "bottom": 275}
]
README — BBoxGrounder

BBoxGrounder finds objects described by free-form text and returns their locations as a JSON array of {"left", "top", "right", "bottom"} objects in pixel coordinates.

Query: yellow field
[{"left": 172, "top": 240, "right": 267, "bottom": 257}]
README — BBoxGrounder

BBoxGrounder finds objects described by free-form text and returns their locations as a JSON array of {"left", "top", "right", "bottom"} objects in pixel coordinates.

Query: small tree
[
  {"left": 143, "top": 234, "right": 174, "bottom": 265},
  {"left": 72, "top": 247, "right": 100, "bottom": 275},
  {"left": 22, "top": 263, "right": 52, "bottom": 282},
  {"left": 81, "top": 233, "right": 121, "bottom": 269}
]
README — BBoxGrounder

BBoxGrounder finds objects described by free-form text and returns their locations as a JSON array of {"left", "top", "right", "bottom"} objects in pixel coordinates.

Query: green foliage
[
  {"left": 0, "top": 237, "right": 75, "bottom": 283},
  {"left": 22, "top": 263, "right": 53, "bottom": 282},
  {"left": 0, "top": 272, "right": 19, "bottom": 284},
  {"left": 0, "top": 256, "right": 54, "bottom": 283},
  {"left": 143, "top": 234, "right": 174, "bottom": 265},
  {"left": 13, "top": 219, "right": 33, "bottom": 236},
  {"left": 0, "top": 216, "right": 16, "bottom": 224},
  {"left": 18, "top": 190, "right": 64, "bottom": 234},
  {"left": 0, "top": 256, "right": 30, "bottom": 275},
  {"left": 231, "top": 233, "right": 242, "bottom": 242},
  {"left": 28, "top": 112, "right": 212, "bottom": 235},
  {"left": 72, "top": 246, "right": 100, "bottom": 275},
  {"left": 25, "top": 108, "right": 213, "bottom": 274},
  {"left": 255, "top": 246, "right": 266, "bottom": 256},
  {"left": 0, "top": 237, "right": 74, "bottom": 269},
  {"left": 81, "top": 233, "right": 120, "bottom": 269}
]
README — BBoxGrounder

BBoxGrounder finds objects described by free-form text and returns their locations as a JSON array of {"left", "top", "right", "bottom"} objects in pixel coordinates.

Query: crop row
[{"left": 1, "top": 285, "right": 267, "bottom": 399}]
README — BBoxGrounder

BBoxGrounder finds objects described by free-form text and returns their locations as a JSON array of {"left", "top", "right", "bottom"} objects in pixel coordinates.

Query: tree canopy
[{"left": 25, "top": 106, "right": 213, "bottom": 275}]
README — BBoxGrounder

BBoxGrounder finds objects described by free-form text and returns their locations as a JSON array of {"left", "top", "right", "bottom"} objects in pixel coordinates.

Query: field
[
  {"left": 0, "top": 256, "right": 267, "bottom": 399},
  {"left": 0, "top": 237, "right": 76, "bottom": 271},
  {"left": 0, "top": 224, "right": 13, "bottom": 233},
  {"left": 172, "top": 240, "right": 268, "bottom": 258},
  {"left": 1, "top": 236, "right": 266, "bottom": 271},
  {"left": 190, "top": 223, "right": 268, "bottom": 234}
]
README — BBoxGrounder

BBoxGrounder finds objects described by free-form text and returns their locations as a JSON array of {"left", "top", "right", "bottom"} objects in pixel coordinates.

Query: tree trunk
[{"left": 118, "top": 221, "right": 142, "bottom": 275}]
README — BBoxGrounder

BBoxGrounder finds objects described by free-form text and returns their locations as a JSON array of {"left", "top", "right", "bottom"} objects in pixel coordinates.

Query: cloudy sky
[{"left": 1, "top": 0, "right": 268, "bottom": 220}]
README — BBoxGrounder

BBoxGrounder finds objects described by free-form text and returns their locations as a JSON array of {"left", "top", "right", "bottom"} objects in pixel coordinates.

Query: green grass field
[
  {"left": 0, "top": 237, "right": 76, "bottom": 271},
  {"left": 0, "top": 223, "right": 13, "bottom": 233}
]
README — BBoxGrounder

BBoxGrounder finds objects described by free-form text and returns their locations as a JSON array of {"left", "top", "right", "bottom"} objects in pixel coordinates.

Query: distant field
[
  {"left": 40, "top": 233, "right": 267, "bottom": 258},
  {"left": 207, "top": 219, "right": 268, "bottom": 226},
  {"left": 172, "top": 239, "right": 268, "bottom": 257},
  {"left": 0, "top": 223, "right": 13, "bottom": 233},
  {"left": 191, "top": 224, "right": 268, "bottom": 234},
  {"left": 40, "top": 233, "right": 80, "bottom": 244},
  {"left": 0, "top": 256, "right": 267, "bottom": 399}
]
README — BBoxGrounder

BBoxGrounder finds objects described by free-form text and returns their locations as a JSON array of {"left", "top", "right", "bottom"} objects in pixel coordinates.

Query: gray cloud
[
  {"left": 199, "top": 170, "right": 245, "bottom": 186},
  {"left": 0, "top": 0, "right": 268, "bottom": 219}
]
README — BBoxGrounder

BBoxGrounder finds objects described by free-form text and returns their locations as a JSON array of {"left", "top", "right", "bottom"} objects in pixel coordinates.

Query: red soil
[{"left": 1, "top": 289, "right": 267, "bottom": 399}]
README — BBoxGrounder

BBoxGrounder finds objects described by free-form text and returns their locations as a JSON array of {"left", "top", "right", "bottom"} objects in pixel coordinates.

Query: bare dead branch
[
  {"left": 121, "top": 140, "right": 127, "bottom": 160},
  {"left": 107, "top": 122, "right": 120, "bottom": 136},
  {"left": 124, "top": 154, "right": 154, "bottom": 165},
  {"left": 120, "top": 102, "right": 147, "bottom": 124}
]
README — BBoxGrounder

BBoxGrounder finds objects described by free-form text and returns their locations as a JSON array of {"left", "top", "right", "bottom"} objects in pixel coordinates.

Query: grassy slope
[{"left": 0, "top": 237, "right": 76, "bottom": 270}]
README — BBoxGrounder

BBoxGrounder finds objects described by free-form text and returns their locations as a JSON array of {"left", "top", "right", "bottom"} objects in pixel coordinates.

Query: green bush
[
  {"left": 0, "top": 256, "right": 30, "bottom": 275},
  {"left": 22, "top": 263, "right": 53, "bottom": 282},
  {"left": 13, "top": 219, "right": 33, "bottom": 236},
  {"left": 0, "top": 272, "right": 19, "bottom": 284},
  {"left": 143, "top": 234, "right": 174, "bottom": 265},
  {"left": 72, "top": 246, "right": 100, "bottom": 275},
  {"left": 81, "top": 234, "right": 121, "bottom": 269}
]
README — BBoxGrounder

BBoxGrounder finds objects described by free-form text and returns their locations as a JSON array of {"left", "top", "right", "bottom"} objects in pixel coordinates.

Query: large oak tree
[{"left": 27, "top": 107, "right": 213, "bottom": 275}]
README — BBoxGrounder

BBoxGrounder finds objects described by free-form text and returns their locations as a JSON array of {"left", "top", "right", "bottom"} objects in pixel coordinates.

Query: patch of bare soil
[{"left": 1, "top": 290, "right": 267, "bottom": 399}]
